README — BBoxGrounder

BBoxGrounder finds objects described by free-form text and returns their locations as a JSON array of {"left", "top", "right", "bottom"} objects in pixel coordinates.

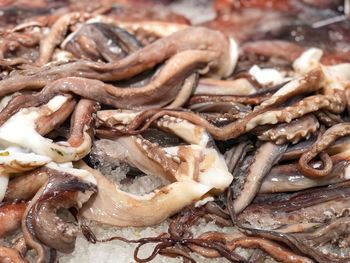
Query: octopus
[{"left": 0, "top": 1, "right": 350, "bottom": 263}]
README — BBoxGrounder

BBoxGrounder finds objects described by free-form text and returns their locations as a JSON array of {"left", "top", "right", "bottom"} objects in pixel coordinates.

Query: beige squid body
[
  {"left": 79, "top": 163, "right": 212, "bottom": 227},
  {"left": 81, "top": 110, "right": 233, "bottom": 227},
  {"left": 79, "top": 144, "right": 232, "bottom": 227}
]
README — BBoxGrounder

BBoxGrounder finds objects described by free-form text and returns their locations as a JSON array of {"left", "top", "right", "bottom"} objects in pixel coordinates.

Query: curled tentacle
[
  {"left": 260, "top": 159, "right": 350, "bottom": 193},
  {"left": 299, "top": 122, "right": 350, "bottom": 177}
]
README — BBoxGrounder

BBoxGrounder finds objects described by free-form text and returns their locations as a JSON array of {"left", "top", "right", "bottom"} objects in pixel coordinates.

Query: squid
[
  {"left": 0, "top": 26, "right": 239, "bottom": 108},
  {"left": 80, "top": 116, "right": 232, "bottom": 226},
  {"left": 22, "top": 164, "right": 97, "bottom": 262}
]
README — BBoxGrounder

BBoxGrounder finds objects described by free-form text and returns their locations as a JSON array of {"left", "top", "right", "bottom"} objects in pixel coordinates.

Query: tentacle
[
  {"left": 188, "top": 94, "right": 271, "bottom": 106},
  {"left": 22, "top": 165, "right": 96, "bottom": 262},
  {"left": 165, "top": 73, "right": 197, "bottom": 109},
  {"left": 246, "top": 90, "right": 345, "bottom": 132},
  {"left": 285, "top": 217, "right": 350, "bottom": 262},
  {"left": 37, "top": 12, "right": 91, "bottom": 65},
  {"left": 260, "top": 159, "right": 350, "bottom": 193},
  {"left": 102, "top": 50, "right": 217, "bottom": 108},
  {"left": 96, "top": 67, "right": 328, "bottom": 140},
  {"left": 188, "top": 101, "right": 251, "bottom": 115},
  {"left": 188, "top": 232, "right": 245, "bottom": 258},
  {"left": 0, "top": 46, "right": 230, "bottom": 115},
  {"left": 239, "top": 216, "right": 350, "bottom": 263},
  {"left": 314, "top": 110, "right": 344, "bottom": 127},
  {"left": 4, "top": 169, "right": 48, "bottom": 202},
  {"left": 0, "top": 96, "right": 97, "bottom": 162},
  {"left": 232, "top": 142, "right": 287, "bottom": 214},
  {"left": 10, "top": 20, "right": 46, "bottom": 32},
  {"left": 68, "top": 99, "right": 99, "bottom": 147},
  {"left": 35, "top": 97, "right": 76, "bottom": 135},
  {"left": 0, "top": 58, "right": 34, "bottom": 68},
  {"left": 299, "top": 123, "right": 350, "bottom": 177},
  {"left": 194, "top": 77, "right": 257, "bottom": 96},
  {"left": 0, "top": 27, "right": 236, "bottom": 97},
  {"left": 258, "top": 114, "right": 319, "bottom": 144},
  {"left": 189, "top": 231, "right": 313, "bottom": 263},
  {"left": 187, "top": 82, "right": 283, "bottom": 108},
  {"left": 224, "top": 237, "right": 313, "bottom": 263}
]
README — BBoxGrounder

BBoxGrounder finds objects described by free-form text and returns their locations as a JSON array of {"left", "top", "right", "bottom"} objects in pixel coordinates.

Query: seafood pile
[{"left": 0, "top": 0, "right": 350, "bottom": 262}]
